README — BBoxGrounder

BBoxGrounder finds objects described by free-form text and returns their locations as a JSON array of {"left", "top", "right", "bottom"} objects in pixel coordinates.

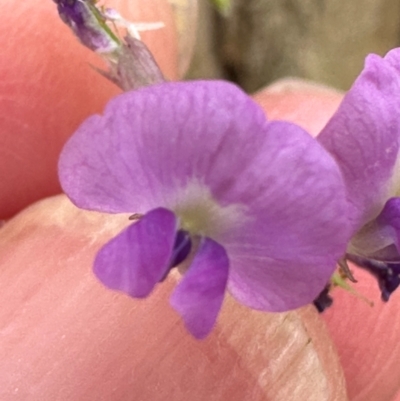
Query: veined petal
[
  {"left": 220, "top": 121, "right": 352, "bottom": 311},
  {"left": 318, "top": 49, "right": 400, "bottom": 228},
  {"left": 58, "top": 80, "right": 268, "bottom": 213},
  {"left": 170, "top": 237, "right": 229, "bottom": 339},
  {"left": 94, "top": 208, "right": 177, "bottom": 297}
]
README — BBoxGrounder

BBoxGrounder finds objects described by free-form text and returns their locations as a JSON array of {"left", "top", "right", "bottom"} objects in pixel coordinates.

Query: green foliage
[{"left": 209, "top": 0, "right": 231, "bottom": 14}]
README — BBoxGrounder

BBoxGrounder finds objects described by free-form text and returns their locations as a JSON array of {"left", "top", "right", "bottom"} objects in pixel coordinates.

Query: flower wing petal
[
  {"left": 170, "top": 237, "right": 229, "bottom": 339},
  {"left": 94, "top": 208, "right": 177, "bottom": 297},
  {"left": 58, "top": 80, "right": 268, "bottom": 213},
  {"left": 318, "top": 50, "right": 400, "bottom": 227}
]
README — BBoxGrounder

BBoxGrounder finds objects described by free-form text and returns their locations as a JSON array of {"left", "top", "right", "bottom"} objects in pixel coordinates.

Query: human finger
[
  {"left": 254, "top": 79, "right": 400, "bottom": 401},
  {"left": 0, "top": 194, "right": 347, "bottom": 401},
  {"left": 0, "top": 0, "right": 178, "bottom": 219}
]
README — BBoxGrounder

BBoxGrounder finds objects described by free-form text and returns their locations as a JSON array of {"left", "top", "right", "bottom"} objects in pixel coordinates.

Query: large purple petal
[
  {"left": 170, "top": 237, "right": 229, "bottom": 339},
  {"left": 94, "top": 208, "right": 177, "bottom": 297},
  {"left": 318, "top": 49, "right": 400, "bottom": 228},
  {"left": 219, "top": 121, "right": 352, "bottom": 311},
  {"left": 58, "top": 80, "right": 268, "bottom": 213}
]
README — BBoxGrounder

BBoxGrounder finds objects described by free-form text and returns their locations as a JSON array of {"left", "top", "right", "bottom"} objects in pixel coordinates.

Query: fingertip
[
  {"left": 0, "top": 0, "right": 179, "bottom": 219},
  {"left": 322, "top": 267, "right": 400, "bottom": 401},
  {"left": 252, "top": 78, "right": 343, "bottom": 136},
  {"left": 0, "top": 195, "right": 347, "bottom": 401}
]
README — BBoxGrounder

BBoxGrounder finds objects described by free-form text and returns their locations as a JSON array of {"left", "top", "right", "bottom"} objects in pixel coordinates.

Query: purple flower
[
  {"left": 59, "top": 80, "right": 351, "bottom": 338},
  {"left": 317, "top": 48, "right": 400, "bottom": 300}
]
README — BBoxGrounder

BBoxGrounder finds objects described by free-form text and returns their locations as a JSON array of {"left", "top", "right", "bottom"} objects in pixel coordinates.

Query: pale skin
[{"left": 0, "top": 1, "right": 399, "bottom": 400}]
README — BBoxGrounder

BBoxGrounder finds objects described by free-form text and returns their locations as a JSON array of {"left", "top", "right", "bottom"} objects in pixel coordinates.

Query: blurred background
[{"left": 171, "top": 0, "right": 400, "bottom": 92}]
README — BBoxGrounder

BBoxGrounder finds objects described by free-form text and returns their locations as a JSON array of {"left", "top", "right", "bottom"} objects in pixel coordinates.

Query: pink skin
[
  {"left": 0, "top": 196, "right": 347, "bottom": 400},
  {"left": 0, "top": 1, "right": 399, "bottom": 399},
  {"left": 256, "top": 80, "right": 400, "bottom": 401},
  {"left": 0, "top": 0, "right": 178, "bottom": 219}
]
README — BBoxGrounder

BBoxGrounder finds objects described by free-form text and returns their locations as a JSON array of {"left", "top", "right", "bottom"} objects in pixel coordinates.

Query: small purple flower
[
  {"left": 59, "top": 80, "right": 351, "bottom": 338},
  {"left": 317, "top": 48, "right": 400, "bottom": 300}
]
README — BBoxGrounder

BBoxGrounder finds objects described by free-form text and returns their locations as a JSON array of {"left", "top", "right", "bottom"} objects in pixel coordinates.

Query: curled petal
[
  {"left": 318, "top": 49, "right": 400, "bottom": 228},
  {"left": 94, "top": 208, "right": 177, "bottom": 297},
  {"left": 170, "top": 237, "right": 229, "bottom": 339}
]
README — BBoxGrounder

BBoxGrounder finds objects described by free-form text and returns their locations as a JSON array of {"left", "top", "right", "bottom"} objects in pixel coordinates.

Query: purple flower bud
[
  {"left": 53, "top": 0, "right": 165, "bottom": 90},
  {"left": 54, "top": 0, "right": 119, "bottom": 53}
]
